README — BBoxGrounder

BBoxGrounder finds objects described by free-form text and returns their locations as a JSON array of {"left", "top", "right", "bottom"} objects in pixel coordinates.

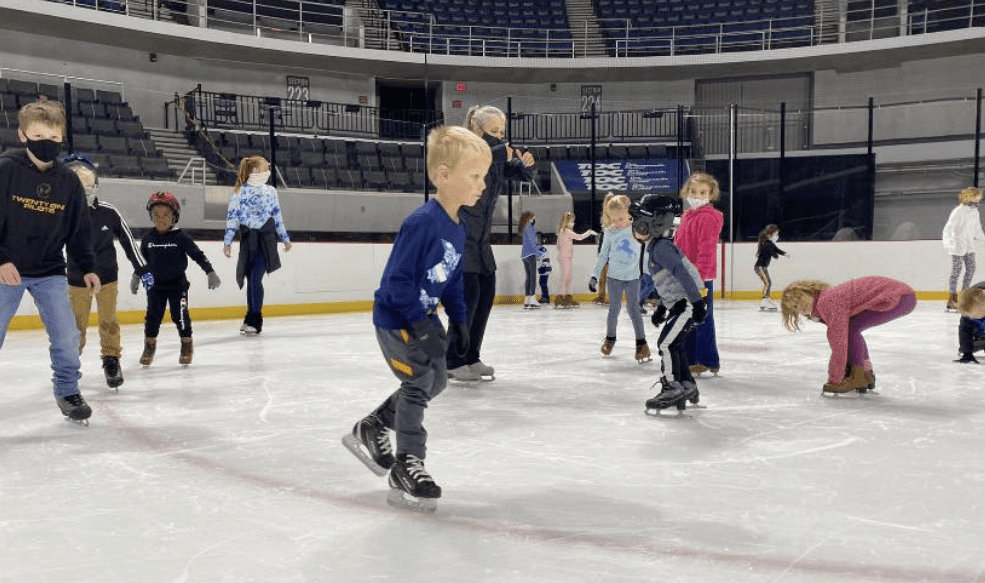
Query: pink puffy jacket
[{"left": 674, "top": 205, "right": 724, "bottom": 280}]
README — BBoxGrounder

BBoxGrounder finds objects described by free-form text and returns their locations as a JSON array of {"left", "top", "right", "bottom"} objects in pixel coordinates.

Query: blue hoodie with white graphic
[{"left": 373, "top": 199, "right": 468, "bottom": 329}]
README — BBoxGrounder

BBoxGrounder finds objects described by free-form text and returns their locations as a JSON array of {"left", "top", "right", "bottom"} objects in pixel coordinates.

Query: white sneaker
[
  {"left": 471, "top": 360, "right": 495, "bottom": 377},
  {"left": 447, "top": 364, "right": 480, "bottom": 381}
]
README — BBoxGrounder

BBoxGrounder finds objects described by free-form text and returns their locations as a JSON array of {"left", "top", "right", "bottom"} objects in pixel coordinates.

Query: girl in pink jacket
[
  {"left": 780, "top": 276, "right": 916, "bottom": 394},
  {"left": 674, "top": 172, "right": 724, "bottom": 375}
]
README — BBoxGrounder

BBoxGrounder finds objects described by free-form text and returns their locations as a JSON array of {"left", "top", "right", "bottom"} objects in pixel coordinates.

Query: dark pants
[
  {"left": 684, "top": 281, "right": 719, "bottom": 369},
  {"left": 144, "top": 282, "right": 191, "bottom": 338},
  {"left": 958, "top": 315, "right": 985, "bottom": 355},
  {"left": 245, "top": 251, "right": 266, "bottom": 331},
  {"left": 523, "top": 256, "right": 537, "bottom": 296},
  {"left": 539, "top": 275, "right": 550, "bottom": 301},
  {"left": 373, "top": 325, "right": 448, "bottom": 459},
  {"left": 446, "top": 271, "right": 496, "bottom": 369}
]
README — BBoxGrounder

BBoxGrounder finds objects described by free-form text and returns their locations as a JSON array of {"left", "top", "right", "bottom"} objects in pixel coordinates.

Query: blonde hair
[
  {"left": 959, "top": 187, "right": 982, "bottom": 204},
  {"left": 464, "top": 106, "right": 505, "bottom": 137},
  {"left": 519, "top": 210, "right": 535, "bottom": 234},
  {"left": 556, "top": 210, "right": 575, "bottom": 236},
  {"left": 426, "top": 125, "right": 492, "bottom": 185},
  {"left": 18, "top": 99, "right": 67, "bottom": 133},
  {"left": 603, "top": 194, "right": 631, "bottom": 228},
  {"left": 780, "top": 280, "right": 831, "bottom": 332},
  {"left": 69, "top": 165, "right": 97, "bottom": 189},
  {"left": 957, "top": 286, "right": 985, "bottom": 315},
  {"left": 680, "top": 171, "right": 721, "bottom": 203},
  {"left": 233, "top": 155, "right": 269, "bottom": 191}
]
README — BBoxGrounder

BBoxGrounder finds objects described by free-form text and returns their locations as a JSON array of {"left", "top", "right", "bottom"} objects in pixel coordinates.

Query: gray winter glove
[
  {"left": 588, "top": 276, "right": 598, "bottom": 293},
  {"left": 130, "top": 273, "right": 140, "bottom": 295},
  {"left": 207, "top": 271, "right": 221, "bottom": 290}
]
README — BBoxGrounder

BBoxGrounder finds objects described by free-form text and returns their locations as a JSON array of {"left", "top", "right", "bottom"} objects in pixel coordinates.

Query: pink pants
[
  {"left": 559, "top": 255, "right": 573, "bottom": 295},
  {"left": 848, "top": 293, "right": 917, "bottom": 368}
]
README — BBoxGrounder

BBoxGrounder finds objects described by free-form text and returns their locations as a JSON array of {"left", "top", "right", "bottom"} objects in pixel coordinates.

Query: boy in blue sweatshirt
[
  {"left": 343, "top": 126, "right": 491, "bottom": 512},
  {"left": 0, "top": 100, "right": 100, "bottom": 424}
]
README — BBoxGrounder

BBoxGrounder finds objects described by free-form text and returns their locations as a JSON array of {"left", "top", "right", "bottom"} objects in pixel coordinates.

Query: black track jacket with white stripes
[{"left": 67, "top": 197, "right": 146, "bottom": 287}]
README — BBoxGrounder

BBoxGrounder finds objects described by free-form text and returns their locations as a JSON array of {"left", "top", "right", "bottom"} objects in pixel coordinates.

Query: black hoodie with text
[{"left": 0, "top": 149, "right": 96, "bottom": 278}]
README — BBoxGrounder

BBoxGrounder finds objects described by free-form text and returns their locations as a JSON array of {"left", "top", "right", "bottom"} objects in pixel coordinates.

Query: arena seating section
[
  {"left": 376, "top": 0, "right": 572, "bottom": 56},
  {"left": 0, "top": 78, "right": 173, "bottom": 180},
  {"left": 593, "top": 0, "right": 815, "bottom": 55},
  {"left": 199, "top": 131, "right": 678, "bottom": 193}
]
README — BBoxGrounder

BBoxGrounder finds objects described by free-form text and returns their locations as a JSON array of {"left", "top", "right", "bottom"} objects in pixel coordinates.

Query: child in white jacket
[{"left": 943, "top": 187, "right": 985, "bottom": 310}]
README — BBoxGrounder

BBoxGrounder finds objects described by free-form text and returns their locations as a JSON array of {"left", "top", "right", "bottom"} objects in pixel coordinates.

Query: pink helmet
[{"left": 147, "top": 191, "right": 180, "bottom": 223}]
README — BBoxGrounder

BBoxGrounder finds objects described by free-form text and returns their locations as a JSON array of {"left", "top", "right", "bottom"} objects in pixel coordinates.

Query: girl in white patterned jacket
[
  {"left": 942, "top": 187, "right": 985, "bottom": 311},
  {"left": 223, "top": 156, "right": 292, "bottom": 334}
]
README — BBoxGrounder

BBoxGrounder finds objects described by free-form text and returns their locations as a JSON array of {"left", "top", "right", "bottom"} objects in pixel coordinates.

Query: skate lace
[
  {"left": 376, "top": 431, "right": 393, "bottom": 456},
  {"left": 63, "top": 394, "right": 86, "bottom": 406},
  {"left": 403, "top": 455, "right": 434, "bottom": 484}
]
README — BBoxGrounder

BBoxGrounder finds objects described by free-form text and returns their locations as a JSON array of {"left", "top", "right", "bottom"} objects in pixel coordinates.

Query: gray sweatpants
[
  {"left": 606, "top": 278, "right": 646, "bottom": 340},
  {"left": 371, "top": 325, "right": 448, "bottom": 459}
]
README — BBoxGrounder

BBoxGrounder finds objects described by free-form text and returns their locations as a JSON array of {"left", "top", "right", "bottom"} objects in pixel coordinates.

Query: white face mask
[
  {"left": 247, "top": 171, "right": 270, "bottom": 187},
  {"left": 685, "top": 197, "right": 706, "bottom": 209}
]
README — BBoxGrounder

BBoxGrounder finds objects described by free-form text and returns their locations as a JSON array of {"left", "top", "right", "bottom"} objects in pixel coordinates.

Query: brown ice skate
[
  {"left": 139, "top": 337, "right": 156, "bottom": 366},
  {"left": 179, "top": 337, "right": 194, "bottom": 366}
]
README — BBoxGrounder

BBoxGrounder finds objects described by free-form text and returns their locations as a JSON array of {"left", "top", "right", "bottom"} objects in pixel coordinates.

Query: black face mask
[
  {"left": 482, "top": 133, "right": 501, "bottom": 147},
  {"left": 26, "top": 139, "right": 62, "bottom": 163}
]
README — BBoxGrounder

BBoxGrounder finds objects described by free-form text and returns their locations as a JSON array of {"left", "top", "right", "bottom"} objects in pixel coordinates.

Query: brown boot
[
  {"left": 601, "top": 336, "right": 616, "bottom": 356},
  {"left": 554, "top": 294, "right": 566, "bottom": 309},
  {"left": 139, "top": 337, "right": 156, "bottom": 366},
  {"left": 859, "top": 368, "right": 876, "bottom": 393},
  {"left": 566, "top": 294, "right": 580, "bottom": 307},
  {"left": 946, "top": 292, "right": 958, "bottom": 311},
  {"left": 635, "top": 339, "right": 651, "bottom": 363},
  {"left": 822, "top": 365, "right": 869, "bottom": 394},
  {"left": 179, "top": 337, "right": 193, "bottom": 366}
]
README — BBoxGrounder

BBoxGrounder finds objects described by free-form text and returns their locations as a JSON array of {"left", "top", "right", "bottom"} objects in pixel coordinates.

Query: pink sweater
[
  {"left": 811, "top": 276, "right": 915, "bottom": 383},
  {"left": 674, "top": 205, "right": 724, "bottom": 280},
  {"left": 557, "top": 228, "right": 593, "bottom": 260}
]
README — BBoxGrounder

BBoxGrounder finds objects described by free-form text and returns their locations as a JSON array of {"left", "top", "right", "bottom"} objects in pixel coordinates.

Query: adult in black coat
[{"left": 446, "top": 106, "right": 535, "bottom": 381}]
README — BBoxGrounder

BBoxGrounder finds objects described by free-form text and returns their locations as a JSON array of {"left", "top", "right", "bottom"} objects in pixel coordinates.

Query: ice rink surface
[{"left": 2, "top": 300, "right": 985, "bottom": 583}]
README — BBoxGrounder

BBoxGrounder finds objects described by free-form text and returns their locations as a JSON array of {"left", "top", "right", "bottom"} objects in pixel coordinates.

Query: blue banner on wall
[{"left": 555, "top": 159, "right": 685, "bottom": 195}]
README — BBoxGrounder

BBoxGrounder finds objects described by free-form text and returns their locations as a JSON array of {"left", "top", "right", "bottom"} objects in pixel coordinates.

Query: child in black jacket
[
  {"left": 64, "top": 156, "right": 147, "bottom": 389},
  {"left": 133, "top": 191, "right": 220, "bottom": 366}
]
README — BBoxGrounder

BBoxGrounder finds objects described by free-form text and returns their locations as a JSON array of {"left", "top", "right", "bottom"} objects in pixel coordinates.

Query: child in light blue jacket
[{"left": 589, "top": 194, "right": 649, "bottom": 362}]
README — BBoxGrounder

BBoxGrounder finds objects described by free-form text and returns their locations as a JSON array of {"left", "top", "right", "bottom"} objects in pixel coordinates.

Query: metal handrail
[{"left": 45, "top": 0, "right": 985, "bottom": 58}]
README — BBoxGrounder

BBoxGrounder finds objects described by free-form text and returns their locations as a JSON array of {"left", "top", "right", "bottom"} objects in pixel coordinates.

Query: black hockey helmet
[{"left": 629, "top": 194, "right": 682, "bottom": 239}]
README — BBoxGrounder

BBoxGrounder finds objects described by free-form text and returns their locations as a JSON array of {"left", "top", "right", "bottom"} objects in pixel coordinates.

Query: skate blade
[
  {"left": 64, "top": 416, "right": 90, "bottom": 427},
  {"left": 386, "top": 488, "right": 437, "bottom": 513},
  {"left": 636, "top": 357, "right": 652, "bottom": 364},
  {"left": 645, "top": 408, "right": 695, "bottom": 419},
  {"left": 341, "top": 434, "right": 389, "bottom": 477}
]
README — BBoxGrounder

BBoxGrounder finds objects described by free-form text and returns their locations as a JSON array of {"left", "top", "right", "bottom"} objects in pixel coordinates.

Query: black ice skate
[
  {"left": 56, "top": 393, "right": 92, "bottom": 426},
  {"left": 102, "top": 356, "right": 124, "bottom": 391},
  {"left": 644, "top": 379, "right": 687, "bottom": 416},
  {"left": 342, "top": 415, "right": 395, "bottom": 477},
  {"left": 386, "top": 453, "right": 440, "bottom": 513}
]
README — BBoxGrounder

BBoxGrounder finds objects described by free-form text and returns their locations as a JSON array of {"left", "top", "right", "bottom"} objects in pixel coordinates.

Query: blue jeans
[
  {"left": 684, "top": 280, "right": 720, "bottom": 369},
  {"left": 0, "top": 275, "right": 83, "bottom": 397}
]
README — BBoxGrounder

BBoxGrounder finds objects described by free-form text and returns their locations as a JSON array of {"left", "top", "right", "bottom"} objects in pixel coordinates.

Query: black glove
[
  {"left": 954, "top": 352, "right": 980, "bottom": 364},
  {"left": 588, "top": 276, "right": 598, "bottom": 293},
  {"left": 651, "top": 304, "right": 667, "bottom": 327},
  {"left": 450, "top": 321, "right": 470, "bottom": 357},
  {"left": 410, "top": 319, "right": 447, "bottom": 361},
  {"left": 691, "top": 299, "right": 707, "bottom": 324}
]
